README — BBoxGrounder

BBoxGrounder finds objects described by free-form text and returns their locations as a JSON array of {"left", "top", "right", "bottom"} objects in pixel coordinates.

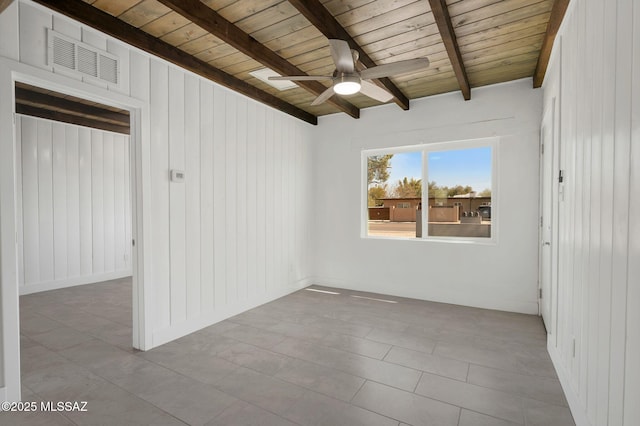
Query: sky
[{"left": 384, "top": 147, "right": 492, "bottom": 192}]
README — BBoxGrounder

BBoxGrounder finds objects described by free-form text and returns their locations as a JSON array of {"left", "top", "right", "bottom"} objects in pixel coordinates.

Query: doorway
[
  {"left": 539, "top": 97, "right": 560, "bottom": 337},
  {"left": 0, "top": 61, "right": 147, "bottom": 401}
]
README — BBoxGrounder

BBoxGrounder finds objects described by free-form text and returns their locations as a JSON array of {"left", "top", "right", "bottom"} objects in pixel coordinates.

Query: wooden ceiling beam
[
  {"left": 156, "top": 0, "right": 360, "bottom": 119},
  {"left": 31, "top": 0, "right": 318, "bottom": 125},
  {"left": 15, "top": 87, "right": 130, "bottom": 126},
  {"left": 16, "top": 104, "right": 130, "bottom": 134},
  {"left": 428, "top": 0, "right": 471, "bottom": 100},
  {"left": 0, "top": 0, "right": 14, "bottom": 15},
  {"left": 286, "top": 0, "right": 410, "bottom": 111},
  {"left": 533, "top": 0, "right": 570, "bottom": 88}
]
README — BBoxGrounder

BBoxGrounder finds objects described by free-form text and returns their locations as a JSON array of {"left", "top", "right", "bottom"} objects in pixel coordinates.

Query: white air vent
[
  {"left": 48, "top": 29, "right": 120, "bottom": 87},
  {"left": 77, "top": 45, "right": 98, "bottom": 77}
]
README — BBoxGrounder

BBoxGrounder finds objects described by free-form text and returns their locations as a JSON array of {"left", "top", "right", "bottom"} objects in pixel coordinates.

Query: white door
[{"left": 539, "top": 100, "right": 556, "bottom": 332}]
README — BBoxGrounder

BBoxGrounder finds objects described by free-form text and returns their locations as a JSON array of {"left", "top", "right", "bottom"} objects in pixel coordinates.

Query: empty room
[{"left": 0, "top": 0, "right": 637, "bottom": 425}]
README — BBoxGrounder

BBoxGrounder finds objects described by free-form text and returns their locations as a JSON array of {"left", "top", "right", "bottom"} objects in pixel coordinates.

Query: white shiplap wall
[
  {"left": 542, "top": 0, "right": 639, "bottom": 424},
  {"left": 17, "top": 116, "right": 132, "bottom": 294},
  {"left": 0, "top": 0, "right": 314, "bottom": 356}
]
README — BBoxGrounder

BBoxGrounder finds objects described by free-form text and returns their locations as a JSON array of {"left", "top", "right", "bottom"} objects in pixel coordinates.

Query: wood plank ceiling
[{"left": 34, "top": 0, "right": 566, "bottom": 124}]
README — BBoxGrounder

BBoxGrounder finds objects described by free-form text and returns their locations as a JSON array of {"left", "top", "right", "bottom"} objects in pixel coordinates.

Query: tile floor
[{"left": 3, "top": 279, "right": 575, "bottom": 426}]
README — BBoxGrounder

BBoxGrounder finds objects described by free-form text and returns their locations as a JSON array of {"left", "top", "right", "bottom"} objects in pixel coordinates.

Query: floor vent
[{"left": 48, "top": 29, "right": 119, "bottom": 86}]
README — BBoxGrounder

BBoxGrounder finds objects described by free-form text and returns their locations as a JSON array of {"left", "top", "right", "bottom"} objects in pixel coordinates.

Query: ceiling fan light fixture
[{"left": 333, "top": 75, "right": 361, "bottom": 95}]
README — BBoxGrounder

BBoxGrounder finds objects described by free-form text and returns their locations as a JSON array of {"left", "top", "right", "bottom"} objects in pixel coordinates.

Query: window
[{"left": 364, "top": 139, "right": 496, "bottom": 242}]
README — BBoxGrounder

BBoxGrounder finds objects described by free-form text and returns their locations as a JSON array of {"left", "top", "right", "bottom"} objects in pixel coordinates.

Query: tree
[
  {"left": 478, "top": 188, "right": 492, "bottom": 197},
  {"left": 368, "top": 186, "right": 387, "bottom": 207},
  {"left": 391, "top": 177, "right": 422, "bottom": 198},
  {"left": 367, "top": 155, "right": 393, "bottom": 185}
]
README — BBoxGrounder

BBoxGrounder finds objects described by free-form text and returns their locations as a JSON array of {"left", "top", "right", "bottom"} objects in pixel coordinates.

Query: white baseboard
[
  {"left": 151, "top": 277, "right": 313, "bottom": 349},
  {"left": 19, "top": 270, "right": 133, "bottom": 295},
  {"left": 312, "top": 276, "right": 539, "bottom": 315},
  {"left": 547, "top": 340, "right": 590, "bottom": 426}
]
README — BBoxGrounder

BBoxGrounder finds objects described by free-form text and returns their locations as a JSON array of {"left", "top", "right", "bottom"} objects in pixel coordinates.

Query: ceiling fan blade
[
  {"left": 360, "top": 80, "right": 394, "bottom": 103},
  {"left": 360, "top": 58, "right": 430, "bottom": 80},
  {"left": 328, "top": 39, "right": 355, "bottom": 73},
  {"left": 311, "top": 86, "right": 335, "bottom": 106},
  {"left": 268, "top": 75, "right": 333, "bottom": 81}
]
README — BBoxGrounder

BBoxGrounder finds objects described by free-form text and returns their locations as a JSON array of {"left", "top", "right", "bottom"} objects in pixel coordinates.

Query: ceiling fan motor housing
[{"left": 333, "top": 73, "right": 361, "bottom": 95}]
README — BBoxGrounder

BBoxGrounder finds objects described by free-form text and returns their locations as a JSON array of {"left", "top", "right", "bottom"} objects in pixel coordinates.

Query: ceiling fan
[{"left": 269, "top": 39, "right": 430, "bottom": 106}]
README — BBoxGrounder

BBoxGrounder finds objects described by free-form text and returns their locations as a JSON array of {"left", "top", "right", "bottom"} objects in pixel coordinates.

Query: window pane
[
  {"left": 367, "top": 151, "right": 422, "bottom": 238},
  {"left": 426, "top": 147, "right": 492, "bottom": 238}
]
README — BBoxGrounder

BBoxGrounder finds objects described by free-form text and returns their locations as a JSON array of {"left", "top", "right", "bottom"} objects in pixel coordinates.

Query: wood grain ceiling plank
[
  {"left": 33, "top": 0, "right": 317, "bottom": 125},
  {"left": 456, "top": 13, "right": 550, "bottom": 47},
  {"left": 353, "top": 13, "right": 434, "bottom": 47},
  {"left": 446, "top": 0, "right": 503, "bottom": 16},
  {"left": 451, "top": 0, "right": 553, "bottom": 28},
  {"left": 466, "top": 51, "right": 539, "bottom": 74},
  {"left": 118, "top": 0, "right": 170, "bottom": 27},
  {"left": 333, "top": 0, "right": 418, "bottom": 28},
  {"left": 453, "top": 2, "right": 553, "bottom": 36},
  {"left": 288, "top": 0, "right": 412, "bottom": 110},
  {"left": 233, "top": 1, "right": 300, "bottom": 34},
  {"left": 365, "top": 33, "right": 445, "bottom": 62},
  {"left": 178, "top": 34, "right": 225, "bottom": 56},
  {"left": 139, "top": 11, "right": 191, "bottom": 37},
  {"left": 343, "top": 1, "right": 427, "bottom": 36},
  {"left": 160, "top": 22, "right": 209, "bottom": 46},
  {"left": 216, "top": 0, "right": 282, "bottom": 24},
  {"left": 428, "top": 0, "right": 470, "bottom": 100},
  {"left": 461, "top": 37, "right": 543, "bottom": 67},
  {"left": 269, "top": 34, "right": 327, "bottom": 58},
  {"left": 533, "top": 0, "right": 570, "bottom": 87},
  {"left": 358, "top": 19, "right": 439, "bottom": 54},
  {"left": 91, "top": 0, "right": 140, "bottom": 17},
  {"left": 157, "top": 0, "right": 359, "bottom": 118},
  {"left": 322, "top": 0, "right": 376, "bottom": 16},
  {"left": 250, "top": 15, "right": 313, "bottom": 44}
]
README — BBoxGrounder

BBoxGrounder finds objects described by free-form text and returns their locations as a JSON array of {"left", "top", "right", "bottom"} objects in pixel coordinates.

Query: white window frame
[{"left": 362, "top": 137, "right": 498, "bottom": 244}]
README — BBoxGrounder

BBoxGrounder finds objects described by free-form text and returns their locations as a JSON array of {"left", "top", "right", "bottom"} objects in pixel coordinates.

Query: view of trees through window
[{"left": 366, "top": 145, "right": 493, "bottom": 239}]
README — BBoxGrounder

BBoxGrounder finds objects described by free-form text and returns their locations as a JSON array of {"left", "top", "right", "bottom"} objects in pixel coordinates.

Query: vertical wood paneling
[
  {"left": 225, "top": 94, "right": 238, "bottom": 304},
  {"left": 150, "top": 59, "right": 171, "bottom": 329},
  {"left": 200, "top": 82, "right": 215, "bottom": 313},
  {"left": 52, "top": 123, "right": 68, "bottom": 279},
  {"left": 91, "top": 130, "right": 105, "bottom": 274},
  {"left": 246, "top": 101, "right": 258, "bottom": 298},
  {"left": 236, "top": 97, "right": 248, "bottom": 301},
  {"left": 544, "top": 0, "right": 639, "bottom": 424},
  {"left": 264, "top": 109, "right": 275, "bottom": 293},
  {"left": 18, "top": 3, "right": 51, "bottom": 68},
  {"left": 18, "top": 116, "right": 131, "bottom": 291},
  {"left": 21, "top": 118, "right": 40, "bottom": 285},
  {"left": 213, "top": 87, "right": 227, "bottom": 308},
  {"left": 0, "top": 0, "right": 19, "bottom": 60},
  {"left": 168, "top": 67, "right": 187, "bottom": 324},
  {"left": 103, "top": 132, "right": 115, "bottom": 272},
  {"left": 37, "top": 120, "right": 54, "bottom": 282},
  {"left": 8, "top": 2, "right": 314, "bottom": 361},
  {"left": 78, "top": 127, "right": 93, "bottom": 276},
  {"left": 114, "top": 135, "right": 126, "bottom": 271},
  {"left": 624, "top": 2, "right": 640, "bottom": 424},
  {"left": 255, "top": 106, "right": 267, "bottom": 296},
  {"left": 185, "top": 74, "right": 201, "bottom": 319},
  {"left": 66, "top": 126, "right": 81, "bottom": 278}
]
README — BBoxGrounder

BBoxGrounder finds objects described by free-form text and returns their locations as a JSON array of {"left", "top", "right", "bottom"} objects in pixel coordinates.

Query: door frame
[
  {"left": 0, "top": 57, "right": 151, "bottom": 401},
  {"left": 538, "top": 94, "right": 561, "bottom": 341}
]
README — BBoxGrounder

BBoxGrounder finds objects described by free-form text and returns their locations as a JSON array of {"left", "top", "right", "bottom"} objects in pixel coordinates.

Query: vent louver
[{"left": 48, "top": 29, "right": 120, "bottom": 86}]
